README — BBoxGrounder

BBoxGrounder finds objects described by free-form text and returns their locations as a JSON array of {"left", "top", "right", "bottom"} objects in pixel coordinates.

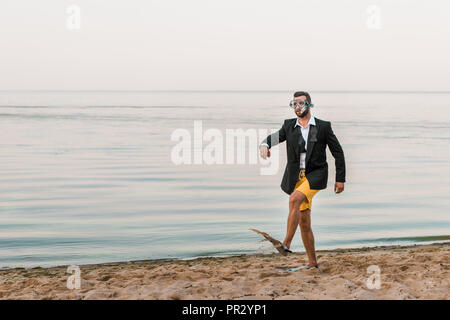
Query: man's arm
[
  {"left": 259, "top": 121, "right": 287, "bottom": 159},
  {"left": 326, "top": 122, "right": 346, "bottom": 192},
  {"left": 260, "top": 121, "right": 287, "bottom": 148}
]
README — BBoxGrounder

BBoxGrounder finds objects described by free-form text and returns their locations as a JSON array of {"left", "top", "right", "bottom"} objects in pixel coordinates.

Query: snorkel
[{"left": 300, "top": 101, "right": 314, "bottom": 116}]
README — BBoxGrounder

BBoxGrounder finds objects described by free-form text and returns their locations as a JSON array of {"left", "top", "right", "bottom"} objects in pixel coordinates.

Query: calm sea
[{"left": 1, "top": 91, "right": 449, "bottom": 268}]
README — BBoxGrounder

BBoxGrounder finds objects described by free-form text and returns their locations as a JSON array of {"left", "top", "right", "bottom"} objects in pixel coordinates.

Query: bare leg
[
  {"left": 282, "top": 190, "right": 306, "bottom": 249},
  {"left": 299, "top": 209, "right": 318, "bottom": 266}
]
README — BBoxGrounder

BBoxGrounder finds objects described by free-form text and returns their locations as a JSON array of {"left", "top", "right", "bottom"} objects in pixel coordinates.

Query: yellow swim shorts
[{"left": 294, "top": 170, "right": 320, "bottom": 211}]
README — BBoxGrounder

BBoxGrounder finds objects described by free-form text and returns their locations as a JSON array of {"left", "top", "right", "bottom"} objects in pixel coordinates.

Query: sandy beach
[{"left": 1, "top": 242, "right": 449, "bottom": 300}]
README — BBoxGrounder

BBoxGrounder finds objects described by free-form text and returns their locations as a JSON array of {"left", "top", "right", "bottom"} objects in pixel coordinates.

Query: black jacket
[{"left": 261, "top": 117, "right": 346, "bottom": 194}]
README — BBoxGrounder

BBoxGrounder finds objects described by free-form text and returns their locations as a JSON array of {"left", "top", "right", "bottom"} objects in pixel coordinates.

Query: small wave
[{"left": 370, "top": 235, "right": 450, "bottom": 242}]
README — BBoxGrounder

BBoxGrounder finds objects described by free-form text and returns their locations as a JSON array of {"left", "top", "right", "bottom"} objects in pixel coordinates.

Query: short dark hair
[{"left": 293, "top": 91, "right": 312, "bottom": 105}]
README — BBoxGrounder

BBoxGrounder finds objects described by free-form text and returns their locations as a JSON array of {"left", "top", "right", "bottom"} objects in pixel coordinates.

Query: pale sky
[{"left": 1, "top": 0, "right": 449, "bottom": 91}]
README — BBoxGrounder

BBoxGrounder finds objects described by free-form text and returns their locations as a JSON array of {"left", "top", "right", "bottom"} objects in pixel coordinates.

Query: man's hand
[
  {"left": 259, "top": 146, "right": 270, "bottom": 159},
  {"left": 334, "top": 182, "right": 344, "bottom": 194}
]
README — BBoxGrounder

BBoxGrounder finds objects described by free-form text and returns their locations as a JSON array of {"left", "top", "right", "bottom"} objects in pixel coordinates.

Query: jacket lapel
[
  {"left": 291, "top": 123, "right": 301, "bottom": 161},
  {"left": 305, "top": 124, "right": 318, "bottom": 166}
]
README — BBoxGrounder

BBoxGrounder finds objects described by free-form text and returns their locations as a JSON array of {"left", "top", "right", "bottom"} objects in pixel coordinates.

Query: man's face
[{"left": 292, "top": 95, "right": 310, "bottom": 118}]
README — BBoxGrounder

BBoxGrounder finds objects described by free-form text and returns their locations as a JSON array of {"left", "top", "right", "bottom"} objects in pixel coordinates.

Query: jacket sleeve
[
  {"left": 326, "top": 122, "right": 346, "bottom": 183},
  {"left": 260, "top": 120, "right": 287, "bottom": 149}
]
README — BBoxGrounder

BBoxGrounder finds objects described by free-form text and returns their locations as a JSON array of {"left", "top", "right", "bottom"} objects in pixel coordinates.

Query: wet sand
[{"left": 1, "top": 242, "right": 449, "bottom": 300}]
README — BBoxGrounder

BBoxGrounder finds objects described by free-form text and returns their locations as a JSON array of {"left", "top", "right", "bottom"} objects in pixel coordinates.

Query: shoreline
[
  {"left": 1, "top": 242, "right": 449, "bottom": 300},
  {"left": 2, "top": 241, "right": 449, "bottom": 271}
]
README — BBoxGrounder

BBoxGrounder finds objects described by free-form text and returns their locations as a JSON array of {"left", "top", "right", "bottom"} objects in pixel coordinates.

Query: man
[{"left": 259, "top": 91, "right": 346, "bottom": 269}]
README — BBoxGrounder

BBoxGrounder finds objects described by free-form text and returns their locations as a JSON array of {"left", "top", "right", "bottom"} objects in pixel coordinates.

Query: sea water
[{"left": 1, "top": 91, "right": 449, "bottom": 268}]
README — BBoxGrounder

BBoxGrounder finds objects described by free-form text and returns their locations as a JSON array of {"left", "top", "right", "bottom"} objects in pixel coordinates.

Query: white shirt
[{"left": 294, "top": 115, "right": 316, "bottom": 169}]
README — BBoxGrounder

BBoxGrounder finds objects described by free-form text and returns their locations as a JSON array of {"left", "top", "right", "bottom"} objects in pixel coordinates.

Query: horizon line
[{"left": 1, "top": 89, "right": 450, "bottom": 94}]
